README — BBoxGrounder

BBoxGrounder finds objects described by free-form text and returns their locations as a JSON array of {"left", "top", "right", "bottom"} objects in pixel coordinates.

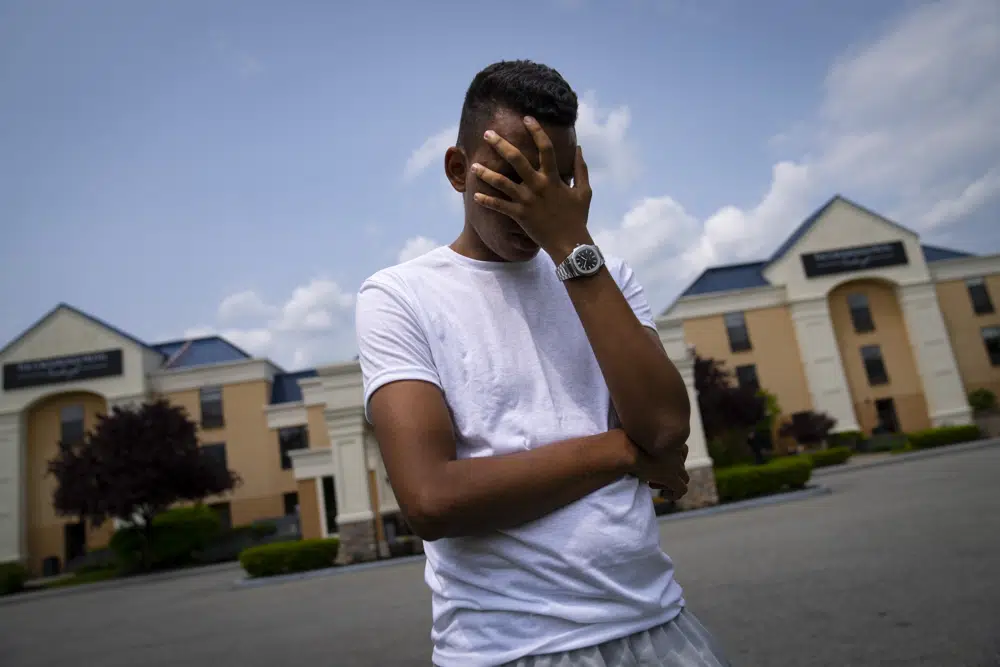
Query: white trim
[
  {"left": 289, "top": 447, "right": 335, "bottom": 481},
  {"left": 265, "top": 401, "right": 308, "bottom": 429},
  {"left": 929, "top": 254, "right": 1000, "bottom": 283},
  {"left": 659, "top": 286, "right": 786, "bottom": 324},
  {"left": 149, "top": 358, "right": 280, "bottom": 394},
  {"left": 316, "top": 476, "right": 328, "bottom": 538}
]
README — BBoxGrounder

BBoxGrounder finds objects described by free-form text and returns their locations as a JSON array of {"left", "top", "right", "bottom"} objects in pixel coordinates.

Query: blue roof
[
  {"left": 270, "top": 369, "right": 318, "bottom": 404},
  {"left": 920, "top": 244, "right": 973, "bottom": 262},
  {"left": 676, "top": 242, "right": 974, "bottom": 303},
  {"left": 153, "top": 337, "right": 253, "bottom": 369},
  {"left": 680, "top": 262, "right": 770, "bottom": 297}
]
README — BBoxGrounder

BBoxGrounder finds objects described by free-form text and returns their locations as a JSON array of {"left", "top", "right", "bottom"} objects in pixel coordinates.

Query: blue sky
[{"left": 2, "top": 0, "right": 998, "bottom": 369}]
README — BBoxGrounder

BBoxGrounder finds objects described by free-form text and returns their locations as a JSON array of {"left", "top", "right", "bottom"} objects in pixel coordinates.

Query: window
[
  {"left": 321, "top": 475, "right": 338, "bottom": 534},
  {"left": 967, "top": 278, "right": 995, "bottom": 315},
  {"left": 209, "top": 502, "right": 232, "bottom": 531},
  {"left": 874, "top": 398, "right": 900, "bottom": 434},
  {"left": 735, "top": 364, "right": 760, "bottom": 393},
  {"left": 861, "top": 345, "right": 889, "bottom": 386},
  {"left": 724, "top": 312, "right": 752, "bottom": 352},
  {"left": 847, "top": 293, "right": 875, "bottom": 333},
  {"left": 199, "top": 386, "right": 224, "bottom": 429},
  {"left": 201, "top": 443, "right": 228, "bottom": 471},
  {"left": 283, "top": 492, "right": 299, "bottom": 516},
  {"left": 983, "top": 326, "right": 1000, "bottom": 366},
  {"left": 59, "top": 405, "right": 85, "bottom": 445},
  {"left": 278, "top": 426, "right": 309, "bottom": 470}
]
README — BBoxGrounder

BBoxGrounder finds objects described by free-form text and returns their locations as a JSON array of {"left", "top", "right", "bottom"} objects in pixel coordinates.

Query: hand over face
[
  {"left": 635, "top": 443, "right": 690, "bottom": 502},
  {"left": 470, "top": 116, "right": 593, "bottom": 262}
]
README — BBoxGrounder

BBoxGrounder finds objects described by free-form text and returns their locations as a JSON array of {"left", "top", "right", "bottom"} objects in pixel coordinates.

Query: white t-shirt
[{"left": 355, "top": 246, "right": 685, "bottom": 667}]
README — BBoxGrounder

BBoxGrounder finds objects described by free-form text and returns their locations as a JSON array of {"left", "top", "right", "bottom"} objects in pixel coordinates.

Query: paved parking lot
[{"left": 2, "top": 445, "right": 999, "bottom": 667}]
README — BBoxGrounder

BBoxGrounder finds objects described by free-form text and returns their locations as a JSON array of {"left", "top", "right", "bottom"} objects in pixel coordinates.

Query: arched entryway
[
  {"left": 24, "top": 391, "right": 109, "bottom": 575},
  {"left": 827, "top": 278, "right": 931, "bottom": 435}
]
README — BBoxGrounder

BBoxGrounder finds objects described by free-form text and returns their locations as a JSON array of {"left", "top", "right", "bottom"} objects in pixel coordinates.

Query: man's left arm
[{"left": 561, "top": 260, "right": 691, "bottom": 457}]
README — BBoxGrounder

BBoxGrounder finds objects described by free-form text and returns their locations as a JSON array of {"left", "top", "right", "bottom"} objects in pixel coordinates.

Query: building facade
[
  {"left": 3, "top": 195, "right": 995, "bottom": 574},
  {"left": 659, "top": 196, "right": 1000, "bottom": 440}
]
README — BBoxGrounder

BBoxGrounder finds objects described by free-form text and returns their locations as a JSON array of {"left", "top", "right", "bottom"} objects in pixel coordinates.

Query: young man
[{"left": 356, "top": 60, "right": 731, "bottom": 667}]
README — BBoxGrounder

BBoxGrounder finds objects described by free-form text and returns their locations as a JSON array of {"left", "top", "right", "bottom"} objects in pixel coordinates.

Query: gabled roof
[
  {"left": 0, "top": 302, "right": 164, "bottom": 360},
  {"left": 919, "top": 244, "right": 973, "bottom": 262},
  {"left": 0, "top": 303, "right": 265, "bottom": 372},
  {"left": 270, "top": 369, "right": 318, "bottom": 404},
  {"left": 767, "top": 194, "right": 919, "bottom": 266}
]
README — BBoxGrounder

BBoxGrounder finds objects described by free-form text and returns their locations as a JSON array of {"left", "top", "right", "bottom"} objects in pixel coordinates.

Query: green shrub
[
  {"left": 0, "top": 561, "right": 29, "bottom": 596},
  {"left": 827, "top": 430, "right": 864, "bottom": 449},
  {"left": 713, "top": 456, "right": 814, "bottom": 503},
  {"left": 968, "top": 388, "right": 997, "bottom": 414},
  {"left": 708, "top": 430, "right": 755, "bottom": 469},
  {"left": 110, "top": 504, "right": 222, "bottom": 572},
  {"left": 907, "top": 425, "right": 981, "bottom": 450},
  {"left": 240, "top": 538, "right": 340, "bottom": 578},
  {"left": 808, "top": 446, "right": 853, "bottom": 468}
]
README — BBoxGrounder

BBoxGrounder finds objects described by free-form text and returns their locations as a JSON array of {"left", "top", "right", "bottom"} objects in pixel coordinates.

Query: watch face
[{"left": 573, "top": 247, "right": 601, "bottom": 273}]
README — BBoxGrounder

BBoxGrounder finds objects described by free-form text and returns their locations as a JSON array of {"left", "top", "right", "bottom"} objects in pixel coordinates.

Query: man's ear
[{"left": 444, "top": 146, "right": 468, "bottom": 193}]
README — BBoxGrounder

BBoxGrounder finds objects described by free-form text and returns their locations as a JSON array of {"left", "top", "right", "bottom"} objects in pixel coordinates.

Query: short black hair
[{"left": 457, "top": 60, "right": 578, "bottom": 150}]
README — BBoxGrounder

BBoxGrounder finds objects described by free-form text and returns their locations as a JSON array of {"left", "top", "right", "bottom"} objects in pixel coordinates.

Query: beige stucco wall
[
  {"left": 936, "top": 274, "right": 1000, "bottom": 399},
  {"left": 682, "top": 305, "right": 813, "bottom": 416},
  {"left": 828, "top": 279, "right": 930, "bottom": 434},
  {"left": 24, "top": 391, "right": 113, "bottom": 573},
  {"left": 161, "top": 380, "right": 295, "bottom": 527}
]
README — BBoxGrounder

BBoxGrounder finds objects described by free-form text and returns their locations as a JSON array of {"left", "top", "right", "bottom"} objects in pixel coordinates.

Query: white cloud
[
  {"left": 213, "top": 34, "right": 264, "bottom": 79},
  {"left": 595, "top": 0, "right": 1000, "bottom": 312},
  {"left": 183, "top": 278, "right": 356, "bottom": 369},
  {"left": 576, "top": 93, "right": 637, "bottom": 187},
  {"left": 404, "top": 125, "right": 457, "bottom": 181},
  {"left": 397, "top": 236, "right": 442, "bottom": 263}
]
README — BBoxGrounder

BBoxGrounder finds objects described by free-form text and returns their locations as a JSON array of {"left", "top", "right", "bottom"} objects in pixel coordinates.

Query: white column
[
  {"left": 0, "top": 412, "right": 25, "bottom": 563},
  {"left": 788, "top": 298, "right": 861, "bottom": 432},
  {"left": 658, "top": 323, "right": 712, "bottom": 468},
  {"left": 325, "top": 407, "right": 373, "bottom": 525},
  {"left": 898, "top": 282, "right": 973, "bottom": 426}
]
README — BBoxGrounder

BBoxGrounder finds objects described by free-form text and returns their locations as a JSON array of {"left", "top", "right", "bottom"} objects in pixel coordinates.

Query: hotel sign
[
  {"left": 2, "top": 349, "right": 124, "bottom": 390},
  {"left": 801, "top": 241, "right": 909, "bottom": 278}
]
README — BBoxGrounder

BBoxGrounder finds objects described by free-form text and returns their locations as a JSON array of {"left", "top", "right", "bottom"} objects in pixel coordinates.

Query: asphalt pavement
[{"left": 2, "top": 445, "right": 998, "bottom": 667}]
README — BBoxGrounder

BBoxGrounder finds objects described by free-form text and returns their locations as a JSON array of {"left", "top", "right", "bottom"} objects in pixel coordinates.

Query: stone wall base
[
  {"left": 337, "top": 519, "right": 377, "bottom": 564},
  {"left": 677, "top": 465, "right": 719, "bottom": 510}
]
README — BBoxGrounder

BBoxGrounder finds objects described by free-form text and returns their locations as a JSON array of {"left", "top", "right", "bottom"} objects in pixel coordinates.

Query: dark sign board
[
  {"left": 2, "top": 349, "right": 124, "bottom": 390},
  {"left": 801, "top": 241, "right": 909, "bottom": 278}
]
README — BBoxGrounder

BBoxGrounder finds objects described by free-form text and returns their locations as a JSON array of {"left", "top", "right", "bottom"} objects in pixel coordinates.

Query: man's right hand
[{"left": 633, "top": 443, "right": 690, "bottom": 501}]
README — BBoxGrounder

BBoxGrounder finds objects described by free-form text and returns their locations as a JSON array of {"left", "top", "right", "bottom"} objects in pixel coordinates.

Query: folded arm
[
  {"left": 560, "top": 256, "right": 691, "bottom": 457},
  {"left": 369, "top": 380, "right": 638, "bottom": 541}
]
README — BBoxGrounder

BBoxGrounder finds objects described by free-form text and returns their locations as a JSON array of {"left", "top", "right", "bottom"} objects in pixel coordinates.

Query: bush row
[
  {"left": 0, "top": 561, "right": 29, "bottom": 596},
  {"left": 907, "top": 424, "right": 981, "bottom": 450},
  {"left": 807, "top": 446, "right": 853, "bottom": 468},
  {"left": 714, "top": 456, "right": 813, "bottom": 503},
  {"left": 240, "top": 538, "right": 341, "bottom": 578}
]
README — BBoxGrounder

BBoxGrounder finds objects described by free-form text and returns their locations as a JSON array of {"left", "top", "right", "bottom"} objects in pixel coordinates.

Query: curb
[
  {"left": 656, "top": 484, "right": 832, "bottom": 524},
  {"left": 0, "top": 561, "right": 241, "bottom": 607},
  {"left": 233, "top": 553, "right": 427, "bottom": 590},
  {"left": 812, "top": 437, "right": 1000, "bottom": 478}
]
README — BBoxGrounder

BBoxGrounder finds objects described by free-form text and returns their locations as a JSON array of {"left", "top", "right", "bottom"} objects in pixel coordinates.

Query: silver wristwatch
[{"left": 555, "top": 244, "right": 605, "bottom": 281}]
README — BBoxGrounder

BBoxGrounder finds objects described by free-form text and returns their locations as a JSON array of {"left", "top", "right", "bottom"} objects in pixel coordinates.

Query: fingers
[
  {"left": 484, "top": 130, "right": 540, "bottom": 187},
  {"left": 473, "top": 192, "right": 523, "bottom": 219},
  {"left": 573, "top": 146, "right": 591, "bottom": 195},
  {"left": 471, "top": 163, "right": 527, "bottom": 201},
  {"left": 522, "top": 116, "right": 559, "bottom": 177}
]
